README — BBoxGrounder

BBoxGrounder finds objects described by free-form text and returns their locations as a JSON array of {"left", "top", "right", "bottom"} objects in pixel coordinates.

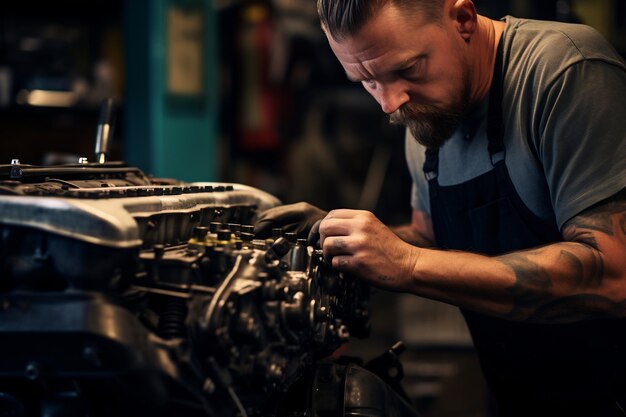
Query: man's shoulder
[{"left": 503, "top": 16, "right": 625, "bottom": 77}]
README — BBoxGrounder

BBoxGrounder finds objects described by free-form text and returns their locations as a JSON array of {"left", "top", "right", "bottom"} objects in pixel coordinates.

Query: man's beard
[{"left": 389, "top": 75, "right": 471, "bottom": 149}]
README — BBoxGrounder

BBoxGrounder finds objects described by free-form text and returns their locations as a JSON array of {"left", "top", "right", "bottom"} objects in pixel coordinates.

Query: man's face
[{"left": 326, "top": 3, "right": 472, "bottom": 148}]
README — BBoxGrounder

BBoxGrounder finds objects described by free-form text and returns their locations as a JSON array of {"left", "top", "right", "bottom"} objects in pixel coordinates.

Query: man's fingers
[
  {"left": 323, "top": 236, "right": 352, "bottom": 255},
  {"left": 319, "top": 218, "right": 352, "bottom": 236},
  {"left": 319, "top": 218, "right": 353, "bottom": 248},
  {"left": 322, "top": 236, "right": 355, "bottom": 267},
  {"left": 325, "top": 209, "right": 364, "bottom": 219},
  {"left": 331, "top": 255, "right": 352, "bottom": 271}
]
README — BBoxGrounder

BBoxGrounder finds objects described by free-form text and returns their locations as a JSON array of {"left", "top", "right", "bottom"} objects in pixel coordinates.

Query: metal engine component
[{"left": 0, "top": 160, "right": 371, "bottom": 417}]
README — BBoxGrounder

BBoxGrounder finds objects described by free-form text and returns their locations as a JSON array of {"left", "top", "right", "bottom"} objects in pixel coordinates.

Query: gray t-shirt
[{"left": 406, "top": 16, "right": 626, "bottom": 229}]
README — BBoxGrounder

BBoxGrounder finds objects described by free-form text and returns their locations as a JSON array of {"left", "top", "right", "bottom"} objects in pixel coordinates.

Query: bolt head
[
  {"left": 24, "top": 362, "right": 39, "bottom": 380},
  {"left": 202, "top": 378, "right": 216, "bottom": 394}
]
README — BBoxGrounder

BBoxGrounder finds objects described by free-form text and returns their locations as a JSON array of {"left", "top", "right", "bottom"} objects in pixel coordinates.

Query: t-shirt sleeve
[
  {"left": 537, "top": 59, "right": 626, "bottom": 228},
  {"left": 404, "top": 129, "right": 430, "bottom": 214}
]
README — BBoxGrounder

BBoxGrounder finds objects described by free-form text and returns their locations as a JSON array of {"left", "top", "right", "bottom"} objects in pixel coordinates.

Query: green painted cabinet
[{"left": 124, "top": 0, "right": 218, "bottom": 182}]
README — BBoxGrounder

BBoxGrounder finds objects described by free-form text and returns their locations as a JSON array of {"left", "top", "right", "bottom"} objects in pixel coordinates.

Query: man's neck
[{"left": 469, "top": 15, "right": 506, "bottom": 104}]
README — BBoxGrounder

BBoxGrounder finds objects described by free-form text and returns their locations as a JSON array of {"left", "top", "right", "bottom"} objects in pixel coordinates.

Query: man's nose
[{"left": 376, "top": 82, "right": 410, "bottom": 114}]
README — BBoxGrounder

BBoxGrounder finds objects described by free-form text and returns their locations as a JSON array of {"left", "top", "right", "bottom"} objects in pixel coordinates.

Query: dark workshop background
[{"left": 1, "top": 1, "right": 624, "bottom": 416}]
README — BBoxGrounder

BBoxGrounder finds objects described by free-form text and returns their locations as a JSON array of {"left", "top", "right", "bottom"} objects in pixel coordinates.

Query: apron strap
[{"left": 423, "top": 148, "right": 439, "bottom": 180}]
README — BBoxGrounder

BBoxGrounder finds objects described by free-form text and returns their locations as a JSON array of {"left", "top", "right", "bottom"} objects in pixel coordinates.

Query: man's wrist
[{"left": 400, "top": 245, "right": 425, "bottom": 293}]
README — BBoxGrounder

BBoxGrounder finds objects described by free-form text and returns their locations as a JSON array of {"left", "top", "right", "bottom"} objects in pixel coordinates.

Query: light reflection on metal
[{"left": 16, "top": 89, "right": 78, "bottom": 108}]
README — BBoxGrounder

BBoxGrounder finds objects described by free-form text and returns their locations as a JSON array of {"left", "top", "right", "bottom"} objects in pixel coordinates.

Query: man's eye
[
  {"left": 402, "top": 65, "right": 420, "bottom": 78},
  {"left": 400, "top": 60, "right": 425, "bottom": 80}
]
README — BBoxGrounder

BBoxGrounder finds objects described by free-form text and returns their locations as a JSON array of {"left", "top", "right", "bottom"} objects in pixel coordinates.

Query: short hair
[{"left": 317, "top": 0, "right": 445, "bottom": 41}]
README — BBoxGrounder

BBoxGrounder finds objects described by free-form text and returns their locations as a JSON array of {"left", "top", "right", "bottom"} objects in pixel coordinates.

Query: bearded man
[{"left": 255, "top": 1, "right": 626, "bottom": 415}]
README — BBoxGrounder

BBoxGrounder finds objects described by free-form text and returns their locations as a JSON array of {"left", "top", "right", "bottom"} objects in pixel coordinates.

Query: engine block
[{"left": 0, "top": 161, "right": 370, "bottom": 417}]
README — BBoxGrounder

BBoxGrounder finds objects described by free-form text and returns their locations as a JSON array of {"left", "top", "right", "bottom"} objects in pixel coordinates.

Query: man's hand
[
  {"left": 254, "top": 202, "right": 328, "bottom": 239},
  {"left": 319, "top": 209, "right": 421, "bottom": 291}
]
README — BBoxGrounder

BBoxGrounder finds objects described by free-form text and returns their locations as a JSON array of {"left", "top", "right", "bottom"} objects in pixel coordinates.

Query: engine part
[{"left": 0, "top": 158, "right": 373, "bottom": 417}]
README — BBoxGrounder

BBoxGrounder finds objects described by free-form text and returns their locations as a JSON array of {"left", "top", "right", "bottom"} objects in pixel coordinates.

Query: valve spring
[{"left": 158, "top": 299, "right": 188, "bottom": 339}]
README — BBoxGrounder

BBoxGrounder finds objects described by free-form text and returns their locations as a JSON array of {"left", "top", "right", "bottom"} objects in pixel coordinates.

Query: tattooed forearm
[
  {"left": 498, "top": 244, "right": 607, "bottom": 322},
  {"left": 402, "top": 191, "right": 625, "bottom": 323},
  {"left": 498, "top": 250, "right": 553, "bottom": 320},
  {"left": 558, "top": 248, "right": 604, "bottom": 289},
  {"left": 379, "top": 190, "right": 625, "bottom": 323},
  {"left": 493, "top": 189, "right": 623, "bottom": 322}
]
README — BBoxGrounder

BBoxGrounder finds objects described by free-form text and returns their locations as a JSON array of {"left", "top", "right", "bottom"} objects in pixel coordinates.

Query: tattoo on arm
[
  {"left": 499, "top": 248, "right": 616, "bottom": 322},
  {"left": 499, "top": 250, "right": 553, "bottom": 320},
  {"left": 559, "top": 248, "right": 604, "bottom": 289},
  {"left": 498, "top": 188, "right": 625, "bottom": 322},
  {"left": 562, "top": 188, "right": 626, "bottom": 244}
]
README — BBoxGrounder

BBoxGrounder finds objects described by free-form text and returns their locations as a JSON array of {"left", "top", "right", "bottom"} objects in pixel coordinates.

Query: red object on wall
[{"left": 238, "top": 4, "right": 285, "bottom": 151}]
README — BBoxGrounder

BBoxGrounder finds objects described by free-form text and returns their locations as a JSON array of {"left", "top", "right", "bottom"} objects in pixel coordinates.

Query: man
[{"left": 255, "top": 0, "right": 626, "bottom": 415}]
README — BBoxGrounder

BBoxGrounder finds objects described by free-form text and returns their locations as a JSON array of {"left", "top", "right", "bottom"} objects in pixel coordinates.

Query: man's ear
[{"left": 450, "top": 0, "right": 478, "bottom": 42}]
